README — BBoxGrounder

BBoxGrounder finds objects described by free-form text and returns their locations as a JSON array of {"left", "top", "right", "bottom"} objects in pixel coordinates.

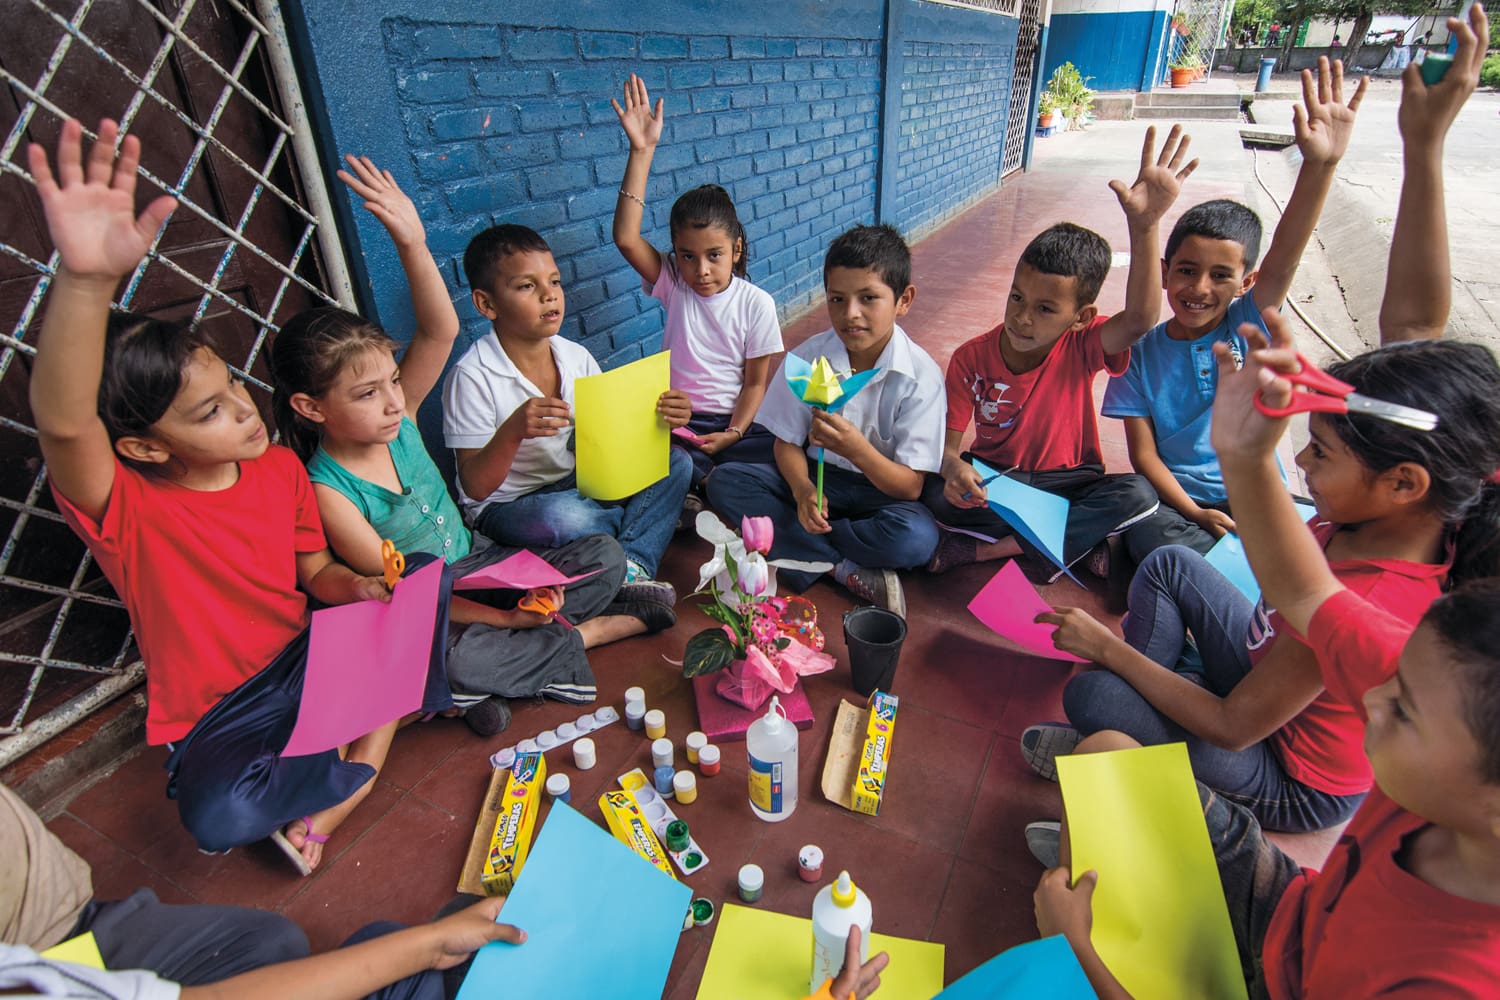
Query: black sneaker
[
  {"left": 1020, "top": 722, "right": 1082, "bottom": 781},
  {"left": 843, "top": 566, "right": 905, "bottom": 617},
  {"left": 618, "top": 578, "right": 677, "bottom": 607},
  {"left": 1025, "top": 820, "right": 1062, "bottom": 868},
  {"left": 607, "top": 599, "right": 677, "bottom": 634},
  {"left": 463, "top": 696, "right": 512, "bottom": 738}
]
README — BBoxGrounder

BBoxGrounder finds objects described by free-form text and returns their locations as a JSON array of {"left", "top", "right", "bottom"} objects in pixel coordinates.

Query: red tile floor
[{"left": 42, "top": 165, "right": 1332, "bottom": 996}]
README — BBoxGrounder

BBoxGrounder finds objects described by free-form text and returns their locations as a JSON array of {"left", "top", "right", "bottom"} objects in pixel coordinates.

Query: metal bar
[{"left": 0, "top": 665, "right": 144, "bottom": 765}]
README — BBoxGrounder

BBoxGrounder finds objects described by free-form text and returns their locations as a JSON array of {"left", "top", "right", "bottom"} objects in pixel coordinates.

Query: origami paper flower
[{"left": 783, "top": 354, "right": 881, "bottom": 505}]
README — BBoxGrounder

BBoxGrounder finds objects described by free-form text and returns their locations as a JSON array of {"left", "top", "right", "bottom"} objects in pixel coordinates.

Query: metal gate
[
  {"left": 1169, "top": 0, "right": 1234, "bottom": 80},
  {"left": 0, "top": 0, "right": 350, "bottom": 765},
  {"left": 1001, "top": 0, "right": 1042, "bottom": 175}
]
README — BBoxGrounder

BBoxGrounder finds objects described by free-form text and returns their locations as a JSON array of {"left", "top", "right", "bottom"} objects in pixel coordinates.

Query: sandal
[{"left": 270, "top": 816, "right": 328, "bottom": 877}]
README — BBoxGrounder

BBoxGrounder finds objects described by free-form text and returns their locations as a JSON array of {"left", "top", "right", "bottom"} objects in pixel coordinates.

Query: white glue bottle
[
  {"left": 746, "top": 695, "right": 797, "bottom": 821},
  {"left": 810, "top": 870, "right": 872, "bottom": 993}
]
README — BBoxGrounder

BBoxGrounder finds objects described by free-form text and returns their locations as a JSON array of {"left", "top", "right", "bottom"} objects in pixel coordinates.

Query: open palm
[
  {"left": 1110, "top": 123, "right": 1198, "bottom": 224},
  {"left": 337, "top": 154, "right": 424, "bottom": 250},
  {"left": 611, "top": 73, "right": 664, "bottom": 150},
  {"left": 28, "top": 118, "right": 177, "bottom": 280},
  {"left": 1293, "top": 57, "right": 1367, "bottom": 165}
]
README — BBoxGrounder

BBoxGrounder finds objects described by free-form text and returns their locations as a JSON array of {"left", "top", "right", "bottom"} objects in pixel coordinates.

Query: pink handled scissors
[{"left": 1253, "top": 352, "right": 1438, "bottom": 431}]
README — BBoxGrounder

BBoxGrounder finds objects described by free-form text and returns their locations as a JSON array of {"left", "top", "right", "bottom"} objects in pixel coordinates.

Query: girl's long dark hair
[
  {"left": 100, "top": 311, "right": 214, "bottom": 474},
  {"left": 669, "top": 184, "right": 748, "bottom": 278},
  {"left": 268, "top": 306, "right": 399, "bottom": 461}
]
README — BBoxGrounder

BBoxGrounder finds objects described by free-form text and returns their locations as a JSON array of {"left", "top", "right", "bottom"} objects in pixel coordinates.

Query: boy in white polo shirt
[
  {"left": 443, "top": 224, "right": 691, "bottom": 594},
  {"left": 706, "top": 225, "right": 945, "bottom": 616}
]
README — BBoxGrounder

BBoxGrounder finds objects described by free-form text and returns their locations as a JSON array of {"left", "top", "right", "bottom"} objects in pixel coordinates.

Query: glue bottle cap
[
  {"left": 760, "top": 695, "right": 785, "bottom": 733},
  {"left": 832, "top": 870, "right": 858, "bottom": 907}
]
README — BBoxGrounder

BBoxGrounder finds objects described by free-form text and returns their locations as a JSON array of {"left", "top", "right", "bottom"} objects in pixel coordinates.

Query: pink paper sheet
[
  {"left": 672, "top": 426, "right": 708, "bottom": 447},
  {"left": 454, "top": 549, "right": 602, "bottom": 591},
  {"left": 282, "top": 559, "right": 443, "bottom": 757},
  {"left": 967, "top": 560, "right": 1087, "bottom": 663}
]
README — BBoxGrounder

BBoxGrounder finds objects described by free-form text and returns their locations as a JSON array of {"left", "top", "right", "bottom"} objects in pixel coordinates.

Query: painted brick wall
[
  {"left": 896, "top": 39, "right": 1015, "bottom": 238},
  {"left": 378, "top": 20, "right": 883, "bottom": 368}
]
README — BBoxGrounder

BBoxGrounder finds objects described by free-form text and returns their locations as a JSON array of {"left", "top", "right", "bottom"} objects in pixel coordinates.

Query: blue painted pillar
[{"left": 1021, "top": 21, "right": 1049, "bottom": 172}]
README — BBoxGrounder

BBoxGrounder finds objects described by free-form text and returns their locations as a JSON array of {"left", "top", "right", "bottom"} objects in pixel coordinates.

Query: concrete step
[
  {"left": 1091, "top": 93, "right": 1136, "bottom": 121},
  {"left": 1136, "top": 90, "right": 1242, "bottom": 108},
  {"left": 1134, "top": 104, "right": 1243, "bottom": 121}
]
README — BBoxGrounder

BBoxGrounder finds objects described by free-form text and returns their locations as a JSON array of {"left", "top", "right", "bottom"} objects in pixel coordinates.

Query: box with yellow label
[
  {"left": 598, "top": 788, "right": 678, "bottom": 880},
  {"left": 479, "top": 751, "right": 546, "bottom": 895},
  {"left": 851, "top": 691, "right": 898, "bottom": 815}
]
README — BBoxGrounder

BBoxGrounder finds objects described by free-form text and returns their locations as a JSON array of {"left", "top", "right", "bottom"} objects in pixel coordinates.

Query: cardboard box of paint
[
  {"left": 475, "top": 751, "right": 546, "bottom": 896},
  {"left": 850, "top": 691, "right": 898, "bottom": 816},
  {"left": 598, "top": 788, "right": 678, "bottom": 880}
]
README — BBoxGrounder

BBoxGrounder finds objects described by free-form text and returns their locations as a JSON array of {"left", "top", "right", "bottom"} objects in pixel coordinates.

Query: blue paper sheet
[
  {"left": 970, "top": 459, "right": 1078, "bottom": 582},
  {"left": 935, "top": 936, "right": 1096, "bottom": 999},
  {"left": 1203, "top": 502, "right": 1319, "bottom": 603},
  {"left": 456, "top": 802, "right": 691, "bottom": 1000}
]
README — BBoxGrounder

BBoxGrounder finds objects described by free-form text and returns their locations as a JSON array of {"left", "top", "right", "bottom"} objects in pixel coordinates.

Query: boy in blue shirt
[{"left": 1111, "top": 58, "right": 1366, "bottom": 560}]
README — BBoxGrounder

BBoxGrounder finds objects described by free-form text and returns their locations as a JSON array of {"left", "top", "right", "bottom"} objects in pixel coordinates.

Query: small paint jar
[
  {"left": 624, "top": 702, "right": 646, "bottom": 731},
  {"left": 684, "top": 731, "right": 707, "bottom": 764},
  {"left": 624, "top": 686, "right": 646, "bottom": 706},
  {"left": 690, "top": 897, "right": 715, "bottom": 927},
  {"left": 738, "top": 863, "right": 764, "bottom": 904},
  {"left": 698, "top": 744, "right": 721, "bottom": 777},
  {"left": 644, "top": 709, "right": 667, "bottom": 740},
  {"left": 673, "top": 770, "right": 698, "bottom": 804},
  {"left": 651, "top": 737, "right": 674, "bottom": 770},
  {"left": 664, "top": 819, "right": 691, "bottom": 852},
  {"left": 545, "top": 773, "right": 571, "bottom": 804},
  {"left": 573, "top": 737, "right": 596, "bottom": 770},
  {"left": 654, "top": 765, "right": 676, "bottom": 797},
  {"left": 798, "top": 844, "right": 824, "bottom": 883}
]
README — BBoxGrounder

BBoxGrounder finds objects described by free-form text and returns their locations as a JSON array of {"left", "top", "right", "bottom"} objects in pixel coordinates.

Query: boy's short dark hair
[
  {"left": 462, "top": 224, "right": 552, "bottom": 292},
  {"left": 823, "top": 224, "right": 911, "bottom": 298},
  {"left": 1425, "top": 580, "right": 1500, "bottom": 785},
  {"left": 1018, "top": 223, "right": 1112, "bottom": 306},
  {"left": 1164, "top": 199, "right": 1264, "bottom": 270}
]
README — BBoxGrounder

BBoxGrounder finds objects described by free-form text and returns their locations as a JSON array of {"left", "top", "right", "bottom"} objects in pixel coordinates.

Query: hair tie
[{"left": 1489, "top": 469, "right": 1500, "bottom": 485}]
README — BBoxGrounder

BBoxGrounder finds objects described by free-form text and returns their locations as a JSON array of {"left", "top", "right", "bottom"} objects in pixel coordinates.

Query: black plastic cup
[{"left": 843, "top": 606, "right": 908, "bottom": 696}]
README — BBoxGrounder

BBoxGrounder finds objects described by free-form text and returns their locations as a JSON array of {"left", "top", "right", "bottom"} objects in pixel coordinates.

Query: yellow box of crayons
[
  {"left": 481, "top": 751, "right": 546, "bottom": 895},
  {"left": 851, "top": 692, "right": 898, "bottom": 816},
  {"left": 598, "top": 788, "right": 678, "bottom": 880}
]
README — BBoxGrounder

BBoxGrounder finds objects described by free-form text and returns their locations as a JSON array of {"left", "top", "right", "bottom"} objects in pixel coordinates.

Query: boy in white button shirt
[
  {"left": 707, "top": 225, "right": 945, "bottom": 616},
  {"left": 443, "top": 225, "right": 691, "bottom": 595}
]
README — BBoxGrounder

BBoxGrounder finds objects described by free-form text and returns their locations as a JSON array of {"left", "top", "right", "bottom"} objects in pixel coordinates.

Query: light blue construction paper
[
  {"left": 936, "top": 936, "right": 1096, "bottom": 999},
  {"left": 825, "top": 368, "right": 880, "bottom": 412},
  {"left": 782, "top": 352, "right": 880, "bottom": 412},
  {"left": 1203, "top": 501, "right": 1319, "bottom": 604},
  {"left": 456, "top": 802, "right": 691, "bottom": 1000},
  {"left": 971, "top": 459, "right": 1077, "bottom": 581}
]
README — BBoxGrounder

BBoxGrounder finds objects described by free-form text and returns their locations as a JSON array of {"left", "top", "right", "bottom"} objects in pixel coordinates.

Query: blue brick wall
[{"left": 288, "top": 0, "right": 1023, "bottom": 375}]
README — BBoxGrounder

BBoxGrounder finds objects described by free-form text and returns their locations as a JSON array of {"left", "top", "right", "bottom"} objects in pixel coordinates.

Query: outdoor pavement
[{"left": 33, "top": 114, "right": 1364, "bottom": 995}]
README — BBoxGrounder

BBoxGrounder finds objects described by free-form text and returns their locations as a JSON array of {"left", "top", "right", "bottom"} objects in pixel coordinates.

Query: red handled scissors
[
  {"left": 518, "top": 589, "right": 573, "bottom": 630},
  {"left": 381, "top": 539, "right": 405, "bottom": 590},
  {"left": 1253, "top": 352, "right": 1438, "bottom": 431}
]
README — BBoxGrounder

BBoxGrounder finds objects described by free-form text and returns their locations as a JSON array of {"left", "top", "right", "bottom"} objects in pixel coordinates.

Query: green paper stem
[{"left": 816, "top": 446, "right": 826, "bottom": 510}]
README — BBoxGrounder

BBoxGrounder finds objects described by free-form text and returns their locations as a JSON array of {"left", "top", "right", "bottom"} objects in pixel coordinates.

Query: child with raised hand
[
  {"left": 1033, "top": 297, "right": 1500, "bottom": 1000},
  {"left": 1022, "top": 19, "right": 1498, "bottom": 834},
  {"left": 271, "top": 157, "right": 669, "bottom": 741},
  {"left": 923, "top": 125, "right": 1195, "bottom": 579},
  {"left": 1112, "top": 58, "right": 1366, "bottom": 560},
  {"left": 26, "top": 121, "right": 451, "bottom": 874},
  {"left": 611, "top": 73, "right": 783, "bottom": 494},
  {"left": 1379, "top": 0, "right": 1489, "bottom": 344}
]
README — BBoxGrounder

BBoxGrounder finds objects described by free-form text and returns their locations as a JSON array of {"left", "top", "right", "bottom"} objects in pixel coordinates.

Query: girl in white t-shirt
[{"left": 611, "top": 73, "right": 784, "bottom": 493}]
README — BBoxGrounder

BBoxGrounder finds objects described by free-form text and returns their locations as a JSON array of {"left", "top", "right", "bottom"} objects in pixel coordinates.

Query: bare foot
[{"left": 284, "top": 817, "right": 325, "bottom": 870}]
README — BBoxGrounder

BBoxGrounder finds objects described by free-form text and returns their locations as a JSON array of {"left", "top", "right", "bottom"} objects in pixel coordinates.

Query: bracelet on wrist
[{"left": 619, "top": 188, "right": 646, "bottom": 208}]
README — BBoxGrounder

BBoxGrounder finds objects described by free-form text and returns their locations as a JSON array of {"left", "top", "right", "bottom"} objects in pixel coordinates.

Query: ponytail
[
  {"left": 268, "top": 306, "right": 399, "bottom": 463},
  {"left": 1450, "top": 480, "right": 1500, "bottom": 586}
]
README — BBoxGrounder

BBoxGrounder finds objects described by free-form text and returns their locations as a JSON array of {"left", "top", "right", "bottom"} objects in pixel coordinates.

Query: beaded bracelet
[{"left": 619, "top": 189, "right": 646, "bottom": 208}]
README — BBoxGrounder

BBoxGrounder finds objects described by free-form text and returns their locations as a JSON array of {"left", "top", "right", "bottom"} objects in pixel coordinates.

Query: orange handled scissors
[
  {"left": 381, "top": 539, "right": 405, "bottom": 590},
  {"left": 1254, "top": 352, "right": 1438, "bottom": 431},
  {"left": 518, "top": 589, "right": 574, "bottom": 630}
]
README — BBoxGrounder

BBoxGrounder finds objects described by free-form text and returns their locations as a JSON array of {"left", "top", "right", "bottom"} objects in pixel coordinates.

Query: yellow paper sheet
[
  {"left": 574, "top": 350, "right": 671, "bottom": 501},
  {"left": 697, "top": 903, "right": 944, "bottom": 1000},
  {"left": 41, "top": 931, "right": 105, "bottom": 970},
  {"left": 1056, "top": 743, "right": 1246, "bottom": 1000}
]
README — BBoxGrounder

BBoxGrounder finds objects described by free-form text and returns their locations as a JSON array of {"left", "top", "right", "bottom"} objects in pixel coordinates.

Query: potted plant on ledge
[
  {"left": 1045, "top": 62, "right": 1094, "bottom": 129},
  {"left": 1169, "top": 58, "right": 1196, "bottom": 87},
  {"left": 1038, "top": 90, "right": 1056, "bottom": 129}
]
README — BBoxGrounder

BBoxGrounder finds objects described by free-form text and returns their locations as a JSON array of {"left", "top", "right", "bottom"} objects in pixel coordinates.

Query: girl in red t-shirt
[
  {"left": 28, "top": 120, "right": 452, "bottom": 874},
  {"left": 1024, "top": 335, "right": 1500, "bottom": 832}
]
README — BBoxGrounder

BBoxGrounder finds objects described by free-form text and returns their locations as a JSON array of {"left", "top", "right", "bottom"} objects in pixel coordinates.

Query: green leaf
[
  {"left": 683, "top": 628, "right": 740, "bottom": 678},
  {"left": 775, "top": 637, "right": 791, "bottom": 650},
  {"left": 700, "top": 601, "right": 744, "bottom": 632}
]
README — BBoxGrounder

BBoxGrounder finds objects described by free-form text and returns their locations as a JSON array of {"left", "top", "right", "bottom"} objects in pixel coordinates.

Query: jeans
[
  {"left": 678, "top": 412, "right": 777, "bottom": 487},
  {"left": 1063, "top": 545, "right": 1365, "bottom": 832},
  {"left": 705, "top": 459, "right": 939, "bottom": 591},
  {"left": 473, "top": 449, "right": 692, "bottom": 578}
]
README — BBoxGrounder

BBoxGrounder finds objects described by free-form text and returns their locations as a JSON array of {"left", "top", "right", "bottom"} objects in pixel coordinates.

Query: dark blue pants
[
  {"left": 678, "top": 412, "right": 777, "bottom": 487},
  {"left": 706, "top": 459, "right": 939, "bottom": 591},
  {"left": 165, "top": 553, "right": 454, "bottom": 852}
]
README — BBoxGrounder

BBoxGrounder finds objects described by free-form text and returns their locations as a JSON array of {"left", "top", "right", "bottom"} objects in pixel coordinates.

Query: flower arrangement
[{"left": 683, "top": 512, "right": 836, "bottom": 709}]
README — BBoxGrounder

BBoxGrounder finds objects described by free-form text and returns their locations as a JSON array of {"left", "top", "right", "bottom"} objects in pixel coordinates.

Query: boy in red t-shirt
[{"left": 924, "top": 126, "right": 1197, "bottom": 578}]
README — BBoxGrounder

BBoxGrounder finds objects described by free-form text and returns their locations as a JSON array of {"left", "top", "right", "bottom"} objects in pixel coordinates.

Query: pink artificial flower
[{"left": 741, "top": 515, "right": 774, "bottom": 554}]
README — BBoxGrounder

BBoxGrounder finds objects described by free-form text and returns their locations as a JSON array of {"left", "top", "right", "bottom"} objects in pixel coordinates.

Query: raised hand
[
  {"left": 337, "top": 154, "right": 426, "bottom": 251},
  {"left": 1209, "top": 308, "right": 1302, "bottom": 463},
  {"left": 611, "top": 73, "right": 664, "bottom": 151},
  {"left": 27, "top": 118, "right": 177, "bottom": 281},
  {"left": 1398, "top": 2, "right": 1488, "bottom": 149},
  {"left": 1109, "top": 123, "right": 1198, "bottom": 226},
  {"left": 1293, "top": 56, "right": 1368, "bottom": 167}
]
